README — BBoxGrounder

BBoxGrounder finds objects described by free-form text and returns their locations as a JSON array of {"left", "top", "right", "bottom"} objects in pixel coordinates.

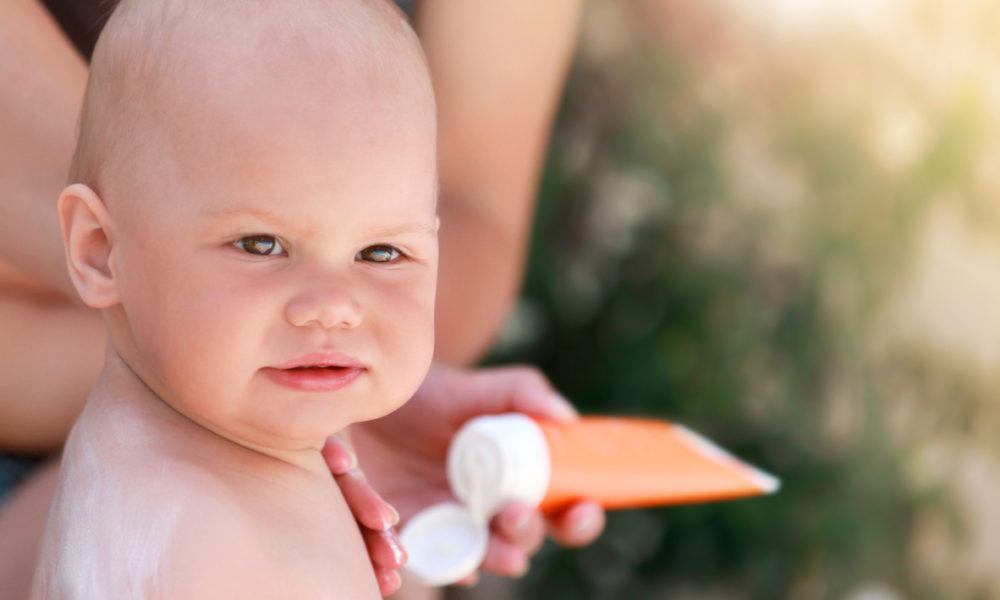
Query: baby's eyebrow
[
  {"left": 204, "top": 206, "right": 437, "bottom": 238},
  {"left": 204, "top": 205, "right": 284, "bottom": 224},
  {"left": 364, "top": 222, "right": 439, "bottom": 238}
]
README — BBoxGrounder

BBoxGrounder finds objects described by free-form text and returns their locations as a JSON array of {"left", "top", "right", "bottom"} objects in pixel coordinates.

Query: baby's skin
[
  {"left": 36, "top": 352, "right": 380, "bottom": 598},
  {"left": 31, "top": 0, "right": 437, "bottom": 597}
]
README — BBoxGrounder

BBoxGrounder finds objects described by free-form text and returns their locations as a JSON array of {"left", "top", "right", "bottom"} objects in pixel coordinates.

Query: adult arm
[
  {"left": 0, "top": 0, "right": 100, "bottom": 451},
  {"left": 415, "top": 0, "right": 582, "bottom": 365},
  {"left": 0, "top": 0, "right": 88, "bottom": 302}
]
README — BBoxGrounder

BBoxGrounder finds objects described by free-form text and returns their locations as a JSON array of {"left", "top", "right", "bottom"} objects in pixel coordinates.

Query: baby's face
[{"left": 106, "top": 64, "right": 438, "bottom": 449}]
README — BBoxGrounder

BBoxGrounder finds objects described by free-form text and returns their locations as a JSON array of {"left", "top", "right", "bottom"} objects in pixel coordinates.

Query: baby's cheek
[
  {"left": 377, "top": 290, "right": 435, "bottom": 398},
  {"left": 152, "top": 283, "right": 266, "bottom": 415}
]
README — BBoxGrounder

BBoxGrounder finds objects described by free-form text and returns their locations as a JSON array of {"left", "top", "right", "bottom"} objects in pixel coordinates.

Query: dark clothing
[
  {"left": 0, "top": 455, "right": 42, "bottom": 504},
  {"left": 40, "top": 0, "right": 416, "bottom": 62},
  {"left": 40, "top": 0, "right": 115, "bottom": 61}
]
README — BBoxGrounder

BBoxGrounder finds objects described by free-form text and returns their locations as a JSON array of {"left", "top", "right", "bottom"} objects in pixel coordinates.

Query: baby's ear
[{"left": 58, "top": 183, "right": 120, "bottom": 309}]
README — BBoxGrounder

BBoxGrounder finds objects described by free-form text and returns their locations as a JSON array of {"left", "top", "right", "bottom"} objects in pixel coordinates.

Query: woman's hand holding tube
[{"left": 345, "top": 363, "right": 606, "bottom": 585}]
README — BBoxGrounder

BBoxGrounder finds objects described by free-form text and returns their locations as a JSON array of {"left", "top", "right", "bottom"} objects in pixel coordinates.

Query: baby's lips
[{"left": 271, "top": 351, "right": 366, "bottom": 370}]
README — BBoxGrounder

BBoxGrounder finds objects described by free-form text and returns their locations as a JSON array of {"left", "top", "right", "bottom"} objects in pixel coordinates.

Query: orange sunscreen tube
[{"left": 401, "top": 413, "right": 779, "bottom": 586}]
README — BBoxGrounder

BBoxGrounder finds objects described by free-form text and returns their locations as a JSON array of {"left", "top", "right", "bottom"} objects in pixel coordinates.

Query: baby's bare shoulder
[
  {"left": 150, "top": 460, "right": 379, "bottom": 599},
  {"left": 154, "top": 480, "right": 296, "bottom": 598},
  {"left": 51, "top": 408, "right": 377, "bottom": 598}
]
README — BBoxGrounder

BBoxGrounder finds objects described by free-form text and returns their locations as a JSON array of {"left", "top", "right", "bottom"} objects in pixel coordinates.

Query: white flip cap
[
  {"left": 399, "top": 502, "right": 488, "bottom": 587},
  {"left": 401, "top": 414, "right": 552, "bottom": 586}
]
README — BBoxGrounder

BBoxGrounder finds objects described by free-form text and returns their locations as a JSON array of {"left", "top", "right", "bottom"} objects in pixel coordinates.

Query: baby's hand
[{"left": 321, "top": 436, "right": 405, "bottom": 597}]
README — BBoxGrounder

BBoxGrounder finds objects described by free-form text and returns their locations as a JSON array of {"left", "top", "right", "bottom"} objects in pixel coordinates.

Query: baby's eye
[
  {"left": 233, "top": 235, "right": 285, "bottom": 256},
  {"left": 357, "top": 245, "right": 402, "bottom": 264}
]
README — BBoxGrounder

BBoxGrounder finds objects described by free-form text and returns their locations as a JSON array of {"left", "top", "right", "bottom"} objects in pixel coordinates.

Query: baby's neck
[{"left": 87, "top": 347, "right": 332, "bottom": 480}]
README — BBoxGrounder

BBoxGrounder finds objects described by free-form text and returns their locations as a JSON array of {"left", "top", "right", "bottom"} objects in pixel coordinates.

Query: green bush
[{"left": 481, "top": 4, "right": 978, "bottom": 597}]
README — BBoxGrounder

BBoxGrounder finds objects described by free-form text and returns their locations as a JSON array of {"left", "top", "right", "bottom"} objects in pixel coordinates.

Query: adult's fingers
[
  {"left": 321, "top": 435, "right": 357, "bottom": 474},
  {"left": 323, "top": 436, "right": 404, "bottom": 595},
  {"left": 334, "top": 468, "right": 399, "bottom": 532},
  {"left": 460, "top": 365, "right": 578, "bottom": 423},
  {"left": 454, "top": 571, "right": 480, "bottom": 587},
  {"left": 467, "top": 501, "right": 605, "bottom": 581},
  {"left": 374, "top": 566, "right": 402, "bottom": 597},
  {"left": 323, "top": 436, "right": 399, "bottom": 532},
  {"left": 363, "top": 527, "right": 407, "bottom": 571},
  {"left": 491, "top": 501, "right": 546, "bottom": 557},
  {"left": 545, "top": 500, "right": 605, "bottom": 547},
  {"left": 479, "top": 535, "right": 529, "bottom": 578}
]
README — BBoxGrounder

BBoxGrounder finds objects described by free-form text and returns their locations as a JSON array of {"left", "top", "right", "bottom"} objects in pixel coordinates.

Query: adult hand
[
  {"left": 322, "top": 435, "right": 406, "bottom": 597},
  {"left": 349, "top": 363, "right": 607, "bottom": 586}
]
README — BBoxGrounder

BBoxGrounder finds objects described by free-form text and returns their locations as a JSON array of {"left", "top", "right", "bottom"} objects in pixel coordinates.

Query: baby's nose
[{"left": 285, "top": 289, "right": 363, "bottom": 329}]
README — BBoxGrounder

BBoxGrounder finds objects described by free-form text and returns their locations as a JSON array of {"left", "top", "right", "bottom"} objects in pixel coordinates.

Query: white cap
[
  {"left": 398, "top": 502, "right": 488, "bottom": 587},
  {"left": 401, "top": 414, "right": 552, "bottom": 586},
  {"left": 447, "top": 413, "right": 551, "bottom": 518}
]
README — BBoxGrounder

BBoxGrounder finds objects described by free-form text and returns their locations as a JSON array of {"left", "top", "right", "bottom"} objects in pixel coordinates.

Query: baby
[{"left": 31, "top": 0, "right": 437, "bottom": 597}]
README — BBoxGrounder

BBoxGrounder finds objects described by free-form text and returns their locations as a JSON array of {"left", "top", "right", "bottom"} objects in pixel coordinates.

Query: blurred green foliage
[{"left": 473, "top": 3, "right": 989, "bottom": 597}]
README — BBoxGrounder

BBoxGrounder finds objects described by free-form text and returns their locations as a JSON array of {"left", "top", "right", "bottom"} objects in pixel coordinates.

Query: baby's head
[{"left": 60, "top": 0, "right": 438, "bottom": 450}]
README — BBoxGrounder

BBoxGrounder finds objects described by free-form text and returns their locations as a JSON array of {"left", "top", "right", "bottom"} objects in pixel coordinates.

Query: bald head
[{"left": 70, "top": 0, "right": 433, "bottom": 203}]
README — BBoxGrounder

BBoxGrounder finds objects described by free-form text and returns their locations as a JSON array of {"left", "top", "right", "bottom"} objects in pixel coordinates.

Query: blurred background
[{"left": 455, "top": 0, "right": 1000, "bottom": 598}]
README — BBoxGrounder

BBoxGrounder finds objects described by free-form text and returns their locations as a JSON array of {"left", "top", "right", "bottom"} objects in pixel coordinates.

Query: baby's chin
[
  {"left": 233, "top": 387, "right": 409, "bottom": 448},
  {"left": 154, "top": 364, "right": 421, "bottom": 455}
]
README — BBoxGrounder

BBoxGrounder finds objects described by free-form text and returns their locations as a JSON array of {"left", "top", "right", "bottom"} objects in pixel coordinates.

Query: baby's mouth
[{"left": 262, "top": 363, "right": 365, "bottom": 392}]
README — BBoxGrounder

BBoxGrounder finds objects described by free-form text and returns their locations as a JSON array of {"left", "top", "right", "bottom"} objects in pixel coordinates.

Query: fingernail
[
  {"left": 381, "top": 569, "right": 401, "bottom": 596},
  {"left": 550, "top": 395, "right": 578, "bottom": 421},
  {"left": 386, "top": 531, "right": 408, "bottom": 566},
  {"left": 334, "top": 451, "right": 360, "bottom": 475},
  {"left": 382, "top": 504, "right": 400, "bottom": 529},
  {"left": 509, "top": 505, "right": 532, "bottom": 533},
  {"left": 573, "top": 507, "right": 598, "bottom": 535},
  {"left": 511, "top": 555, "right": 529, "bottom": 578}
]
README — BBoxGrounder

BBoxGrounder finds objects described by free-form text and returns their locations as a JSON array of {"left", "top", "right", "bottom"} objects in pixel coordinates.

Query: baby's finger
[
  {"left": 479, "top": 535, "right": 528, "bottom": 578},
  {"left": 492, "top": 501, "right": 546, "bottom": 557},
  {"left": 363, "top": 527, "right": 407, "bottom": 570},
  {"left": 374, "top": 567, "right": 402, "bottom": 597},
  {"left": 545, "top": 500, "right": 605, "bottom": 547},
  {"left": 455, "top": 571, "right": 480, "bottom": 587},
  {"left": 335, "top": 468, "right": 399, "bottom": 532}
]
